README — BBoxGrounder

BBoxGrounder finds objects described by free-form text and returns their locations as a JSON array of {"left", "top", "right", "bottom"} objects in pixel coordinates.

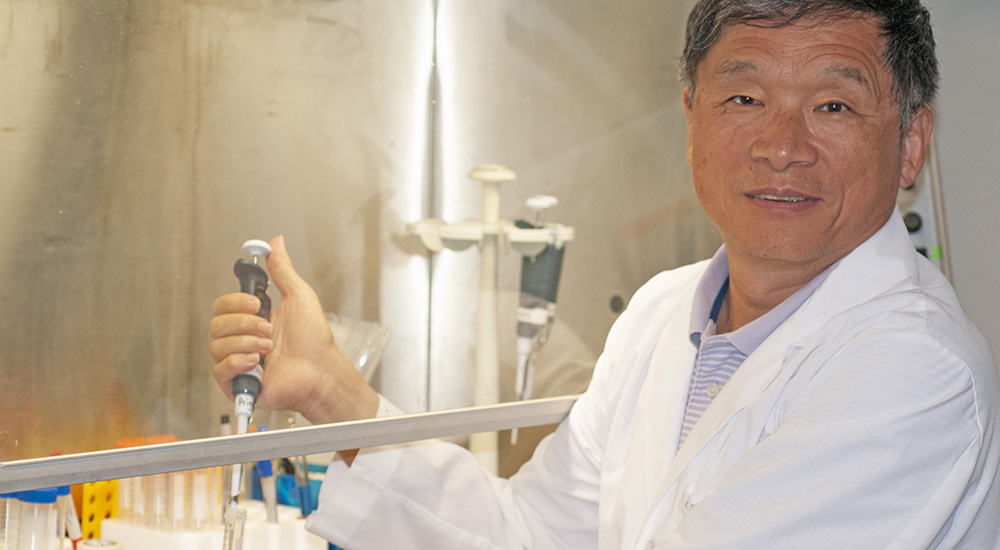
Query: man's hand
[{"left": 209, "top": 236, "right": 379, "bottom": 426}]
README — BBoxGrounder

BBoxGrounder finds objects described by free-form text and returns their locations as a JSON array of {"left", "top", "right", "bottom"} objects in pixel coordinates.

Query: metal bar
[{"left": 0, "top": 394, "right": 579, "bottom": 493}]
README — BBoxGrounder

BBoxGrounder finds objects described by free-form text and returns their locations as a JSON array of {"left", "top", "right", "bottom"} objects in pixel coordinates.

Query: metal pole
[{"left": 0, "top": 395, "right": 579, "bottom": 493}]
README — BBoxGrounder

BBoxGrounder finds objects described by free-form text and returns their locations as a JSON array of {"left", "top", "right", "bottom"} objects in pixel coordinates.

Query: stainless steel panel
[
  {"left": 428, "top": 0, "right": 717, "bottom": 413},
  {"left": 1, "top": 0, "right": 723, "bottom": 468},
  {"left": 0, "top": 0, "right": 434, "bottom": 459}
]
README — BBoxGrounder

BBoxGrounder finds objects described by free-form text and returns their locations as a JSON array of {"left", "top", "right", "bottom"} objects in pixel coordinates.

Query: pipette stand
[{"left": 407, "top": 164, "right": 574, "bottom": 474}]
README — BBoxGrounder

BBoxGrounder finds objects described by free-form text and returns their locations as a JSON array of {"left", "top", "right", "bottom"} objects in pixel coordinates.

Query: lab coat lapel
[
  {"left": 611, "top": 286, "right": 697, "bottom": 549},
  {"left": 637, "top": 322, "right": 801, "bottom": 534},
  {"left": 675, "top": 328, "right": 796, "bottom": 461}
]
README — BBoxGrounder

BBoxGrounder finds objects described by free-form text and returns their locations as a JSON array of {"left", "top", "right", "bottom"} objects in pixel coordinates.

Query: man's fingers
[
  {"left": 209, "top": 312, "right": 272, "bottom": 340},
  {"left": 209, "top": 334, "right": 273, "bottom": 363},
  {"left": 213, "top": 292, "right": 262, "bottom": 316}
]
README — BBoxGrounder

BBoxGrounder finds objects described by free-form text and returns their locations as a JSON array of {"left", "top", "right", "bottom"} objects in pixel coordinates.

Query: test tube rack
[{"left": 102, "top": 500, "right": 326, "bottom": 550}]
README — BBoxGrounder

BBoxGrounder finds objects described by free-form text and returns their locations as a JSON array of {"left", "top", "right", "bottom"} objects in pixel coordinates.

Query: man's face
[{"left": 684, "top": 16, "right": 931, "bottom": 272}]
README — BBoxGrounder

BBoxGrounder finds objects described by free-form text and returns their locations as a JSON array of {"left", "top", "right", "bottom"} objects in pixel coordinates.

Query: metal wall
[
  {"left": 0, "top": 0, "right": 717, "bottom": 461},
  {"left": 427, "top": 0, "right": 714, "bottom": 416},
  {"left": 0, "top": 0, "right": 437, "bottom": 460}
]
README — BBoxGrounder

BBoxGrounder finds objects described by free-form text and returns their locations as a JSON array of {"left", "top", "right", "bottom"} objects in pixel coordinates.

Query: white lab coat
[{"left": 306, "top": 212, "right": 1000, "bottom": 549}]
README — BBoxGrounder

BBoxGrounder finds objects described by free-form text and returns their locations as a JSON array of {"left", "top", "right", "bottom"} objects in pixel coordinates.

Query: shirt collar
[
  {"left": 689, "top": 246, "right": 840, "bottom": 355},
  {"left": 689, "top": 248, "right": 730, "bottom": 348}
]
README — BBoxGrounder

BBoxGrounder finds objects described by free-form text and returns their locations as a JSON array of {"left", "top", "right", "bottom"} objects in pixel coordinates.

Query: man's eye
[
  {"left": 730, "top": 96, "right": 761, "bottom": 106},
  {"left": 819, "top": 101, "right": 850, "bottom": 113}
]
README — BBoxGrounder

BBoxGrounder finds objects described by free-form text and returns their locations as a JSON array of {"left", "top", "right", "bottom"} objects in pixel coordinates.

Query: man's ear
[{"left": 900, "top": 107, "right": 934, "bottom": 189}]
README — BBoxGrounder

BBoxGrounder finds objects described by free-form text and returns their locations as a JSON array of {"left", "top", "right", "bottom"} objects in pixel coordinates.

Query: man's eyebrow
[
  {"left": 823, "top": 65, "right": 872, "bottom": 91},
  {"left": 715, "top": 60, "right": 758, "bottom": 77}
]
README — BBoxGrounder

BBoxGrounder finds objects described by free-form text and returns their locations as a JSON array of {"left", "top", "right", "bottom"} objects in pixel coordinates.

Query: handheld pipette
[{"left": 230, "top": 239, "right": 272, "bottom": 504}]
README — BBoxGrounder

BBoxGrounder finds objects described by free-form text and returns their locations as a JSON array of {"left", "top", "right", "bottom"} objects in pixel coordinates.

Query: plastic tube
[
  {"left": 131, "top": 476, "right": 145, "bottom": 526},
  {"left": 61, "top": 489, "right": 82, "bottom": 548},
  {"left": 115, "top": 477, "right": 133, "bottom": 524},
  {"left": 147, "top": 474, "right": 169, "bottom": 529},
  {"left": 221, "top": 465, "right": 234, "bottom": 514},
  {"left": 16, "top": 488, "right": 58, "bottom": 550},
  {"left": 55, "top": 487, "right": 70, "bottom": 549},
  {"left": 211, "top": 415, "right": 230, "bottom": 527},
  {"left": 1, "top": 492, "right": 18, "bottom": 550},
  {"left": 222, "top": 504, "right": 247, "bottom": 550},
  {"left": 208, "top": 467, "right": 223, "bottom": 526},
  {"left": 258, "top": 459, "right": 278, "bottom": 524},
  {"left": 190, "top": 468, "right": 209, "bottom": 530},
  {"left": 294, "top": 456, "right": 312, "bottom": 517},
  {"left": 253, "top": 426, "right": 278, "bottom": 524},
  {"left": 169, "top": 471, "right": 189, "bottom": 531}
]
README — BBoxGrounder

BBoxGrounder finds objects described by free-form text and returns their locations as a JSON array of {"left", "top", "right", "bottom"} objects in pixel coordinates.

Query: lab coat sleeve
[
  {"left": 654, "top": 327, "right": 998, "bottom": 549},
  {"left": 303, "top": 316, "right": 629, "bottom": 550}
]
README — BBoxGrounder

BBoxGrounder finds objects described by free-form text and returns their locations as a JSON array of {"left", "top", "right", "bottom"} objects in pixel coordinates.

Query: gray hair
[{"left": 680, "top": 0, "right": 938, "bottom": 127}]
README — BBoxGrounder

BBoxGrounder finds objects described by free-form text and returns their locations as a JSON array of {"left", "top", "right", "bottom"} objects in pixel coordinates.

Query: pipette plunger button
[{"left": 241, "top": 239, "right": 272, "bottom": 261}]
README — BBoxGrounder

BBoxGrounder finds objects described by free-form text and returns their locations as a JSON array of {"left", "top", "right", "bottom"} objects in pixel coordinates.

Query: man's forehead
[
  {"left": 702, "top": 16, "right": 888, "bottom": 86},
  {"left": 713, "top": 59, "right": 874, "bottom": 91}
]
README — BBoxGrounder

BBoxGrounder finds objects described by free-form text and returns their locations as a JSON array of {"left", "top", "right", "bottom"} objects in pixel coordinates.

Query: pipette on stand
[{"left": 512, "top": 197, "right": 566, "bottom": 445}]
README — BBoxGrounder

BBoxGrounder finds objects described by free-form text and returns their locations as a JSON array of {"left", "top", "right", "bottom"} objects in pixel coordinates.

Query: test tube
[
  {"left": 143, "top": 473, "right": 169, "bottom": 529},
  {"left": 258, "top": 459, "right": 278, "bottom": 524},
  {"left": 169, "top": 471, "right": 189, "bottom": 531},
  {"left": 222, "top": 505, "right": 247, "bottom": 550},
  {"left": 61, "top": 490, "right": 81, "bottom": 550},
  {"left": 16, "top": 488, "right": 58, "bottom": 550},
  {"left": 253, "top": 426, "right": 278, "bottom": 524},
  {"left": 130, "top": 475, "right": 145, "bottom": 526},
  {"left": 115, "top": 478, "right": 132, "bottom": 524},
  {"left": 220, "top": 465, "right": 234, "bottom": 519},
  {"left": 190, "top": 468, "right": 209, "bottom": 530},
  {"left": 54, "top": 487, "right": 69, "bottom": 549},
  {"left": 295, "top": 456, "right": 313, "bottom": 517},
  {"left": 1, "top": 492, "right": 18, "bottom": 550},
  {"left": 207, "top": 466, "right": 223, "bottom": 526}
]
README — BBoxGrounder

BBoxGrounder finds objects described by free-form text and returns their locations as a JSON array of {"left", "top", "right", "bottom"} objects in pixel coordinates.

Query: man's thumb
[{"left": 266, "top": 235, "right": 308, "bottom": 297}]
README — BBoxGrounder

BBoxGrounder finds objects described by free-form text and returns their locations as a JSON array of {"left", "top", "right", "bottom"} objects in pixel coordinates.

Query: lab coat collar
[
  {"left": 635, "top": 209, "right": 919, "bottom": 544},
  {"left": 782, "top": 208, "right": 918, "bottom": 342}
]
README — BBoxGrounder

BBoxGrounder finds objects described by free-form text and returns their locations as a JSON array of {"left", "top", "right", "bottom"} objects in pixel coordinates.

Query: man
[{"left": 210, "top": 0, "right": 1000, "bottom": 547}]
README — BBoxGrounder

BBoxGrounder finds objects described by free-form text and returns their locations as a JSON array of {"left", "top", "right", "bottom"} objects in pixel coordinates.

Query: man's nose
[{"left": 750, "top": 110, "right": 818, "bottom": 171}]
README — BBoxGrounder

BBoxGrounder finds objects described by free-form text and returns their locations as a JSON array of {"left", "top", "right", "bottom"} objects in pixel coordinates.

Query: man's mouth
[{"left": 752, "top": 194, "right": 808, "bottom": 203}]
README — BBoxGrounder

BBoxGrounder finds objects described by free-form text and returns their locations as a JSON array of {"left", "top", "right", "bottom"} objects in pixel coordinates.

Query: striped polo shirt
[{"left": 678, "top": 248, "right": 838, "bottom": 447}]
